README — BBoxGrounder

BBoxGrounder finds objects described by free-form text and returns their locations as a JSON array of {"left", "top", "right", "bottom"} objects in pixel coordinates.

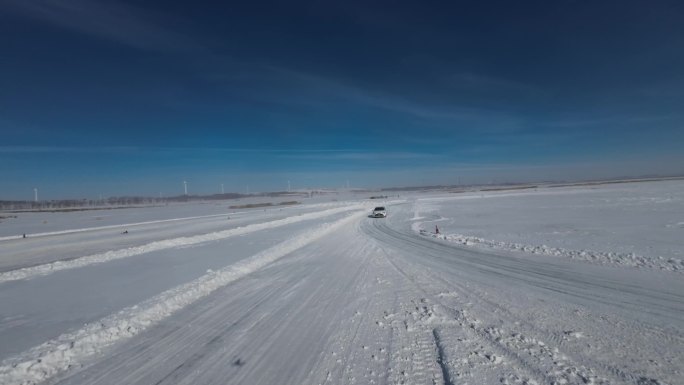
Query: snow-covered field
[
  {"left": 0, "top": 180, "right": 682, "bottom": 385},
  {"left": 411, "top": 180, "right": 684, "bottom": 272}
]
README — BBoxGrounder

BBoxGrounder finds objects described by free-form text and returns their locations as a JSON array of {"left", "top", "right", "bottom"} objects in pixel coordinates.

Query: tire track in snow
[
  {"left": 0, "top": 205, "right": 363, "bottom": 283},
  {"left": 426, "top": 274, "right": 661, "bottom": 385},
  {"left": 0, "top": 210, "right": 365, "bottom": 385},
  {"left": 371, "top": 239, "right": 546, "bottom": 384},
  {"left": 363, "top": 214, "right": 610, "bottom": 384},
  {"left": 432, "top": 329, "right": 454, "bottom": 385},
  {"left": 424, "top": 267, "right": 678, "bottom": 385},
  {"left": 418, "top": 230, "right": 684, "bottom": 274},
  {"left": 365, "top": 212, "right": 673, "bottom": 385}
]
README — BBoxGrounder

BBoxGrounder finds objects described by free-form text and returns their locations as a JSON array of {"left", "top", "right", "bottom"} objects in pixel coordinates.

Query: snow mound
[{"left": 418, "top": 229, "right": 683, "bottom": 273}]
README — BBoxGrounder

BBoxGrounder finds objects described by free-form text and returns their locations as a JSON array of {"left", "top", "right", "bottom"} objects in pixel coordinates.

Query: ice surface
[
  {"left": 0, "top": 181, "right": 681, "bottom": 385},
  {"left": 0, "top": 211, "right": 364, "bottom": 385},
  {"left": 0, "top": 204, "right": 363, "bottom": 283},
  {"left": 412, "top": 180, "right": 684, "bottom": 272}
]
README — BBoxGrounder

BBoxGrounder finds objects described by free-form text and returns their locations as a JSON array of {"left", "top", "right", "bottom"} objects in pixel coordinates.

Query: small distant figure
[
  {"left": 122, "top": 230, "right": 128, "bottom": 234},
  {"left": 435, "top": 225, "right": 439, "bottom": 234},
  {"left": 22, "top": 233, "right": 26, "bottom": 239}
]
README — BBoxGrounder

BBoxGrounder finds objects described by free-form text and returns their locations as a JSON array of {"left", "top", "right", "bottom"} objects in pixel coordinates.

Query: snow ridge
[
  {"left": 0, "top": 213, "right": 238, "bottom": 242},
  {"left": 0, "top": 204, "right": 363, "bottom": 283},
  {"left": 0, "top": 210, "right": 365, "bottom": 385},
  {"left": 417, "top": 228, "right": 683, "bottom": 273}
]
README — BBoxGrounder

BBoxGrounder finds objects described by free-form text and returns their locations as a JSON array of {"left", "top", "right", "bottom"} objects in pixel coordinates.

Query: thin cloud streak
[
  {"left": 544, "top": 114, "right": 677, "bottom": 128},
  {"left": 261, "top": 66, "right": 521, "bottom": 130},
  {"left": 277, "top": 151, "right": 445, "bottom": 161},
  {"left": 0, "top": 146, "right": 367, "bottom": 154},
  {"left": 0, "top": 146, "right": 141, "bottom": 154},
  {"left": 1, "top": 0, "right": 202, "bottom": 53},
  {"left": 448, "top": 72, "right": 541, "bottom": 94}
]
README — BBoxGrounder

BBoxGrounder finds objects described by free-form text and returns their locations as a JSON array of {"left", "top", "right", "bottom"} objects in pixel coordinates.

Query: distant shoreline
[{"left": 2, "top": 175, "right": 682, "bottom": 212}]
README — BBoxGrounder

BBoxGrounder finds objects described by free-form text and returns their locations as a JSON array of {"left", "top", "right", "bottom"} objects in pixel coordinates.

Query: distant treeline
[
  {"left": 0, "top": 191, "right": 328, "bottom": 211},
  {"left": 0, "top": 197, "right": 161, "bottom": 211},
  {"left": 229, "top": 201, "right": 299, "bottom": 209}
]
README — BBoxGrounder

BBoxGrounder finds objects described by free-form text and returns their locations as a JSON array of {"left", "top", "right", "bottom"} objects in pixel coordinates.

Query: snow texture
[
  {"left": 0, "top": 180, "right": 681, "bottom": 385},
  {"left": 423, "top": 231, "right": 683, "bottom": 272},
  {"left": 412, "top": 180, "right": 684, "bottom": 273},
  {"left": 0, "top": 210, "right": 365, "bottom": 385},
  {"left": 0, "top": 204, "right": 363, "bottom": 283}
]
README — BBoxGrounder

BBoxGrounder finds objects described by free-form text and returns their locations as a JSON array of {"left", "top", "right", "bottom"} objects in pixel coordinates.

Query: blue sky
[{"left": 1, "top": 1, "right": 683, "bottom": 199}]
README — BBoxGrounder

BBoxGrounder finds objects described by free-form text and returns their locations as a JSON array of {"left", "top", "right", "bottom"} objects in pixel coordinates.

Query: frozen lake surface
[{"left": 0, "top": 180, "right": 682, "bottom": 385}]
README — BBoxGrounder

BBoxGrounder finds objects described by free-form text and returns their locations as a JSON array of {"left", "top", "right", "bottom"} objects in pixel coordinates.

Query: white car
[{"left": 371, "top": 206, "right": 387, "bottom": 218}]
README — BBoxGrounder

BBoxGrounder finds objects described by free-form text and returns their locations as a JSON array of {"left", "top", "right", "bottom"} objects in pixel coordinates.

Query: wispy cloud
[
  {"left": 1, "top": 0, "right": 202, "bottom": 53},
  {"left": 448, "top": 72, "right": 541, "bottom": 94},
  {"left": 251, "top": 66, "right": 524, "bottom": 133},
  {"left": 0, "top": 145, "right": 370, "bottom": 155},
  {"left": 277, "top": 151, "right": 444, "bottom": 161},
  {"left": 545, "top": 114, "right": 676, "bottom": 128},
  {"left": 263, "top": 66, "right": 482, "bottom": 121},
  {"left": 0, "top": 146, "right": 447, "bottom": 170},
  {"left": 0, "top": 146, "right": 142, "bottom": 154}
]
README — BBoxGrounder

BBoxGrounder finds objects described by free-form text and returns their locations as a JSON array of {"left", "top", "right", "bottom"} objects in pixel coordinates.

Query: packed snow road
[
  {"left": 0, "top": 202, "right": 352, "bottom": 272},
  {"left": 364, "top": 202, "right": 684, "bottom": 384},
  {"left": 0, "top": 209, "right": 356, "bottom": 360},
  {"left": 1, "top": 198, "right": 682, "bottom": 385}
]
